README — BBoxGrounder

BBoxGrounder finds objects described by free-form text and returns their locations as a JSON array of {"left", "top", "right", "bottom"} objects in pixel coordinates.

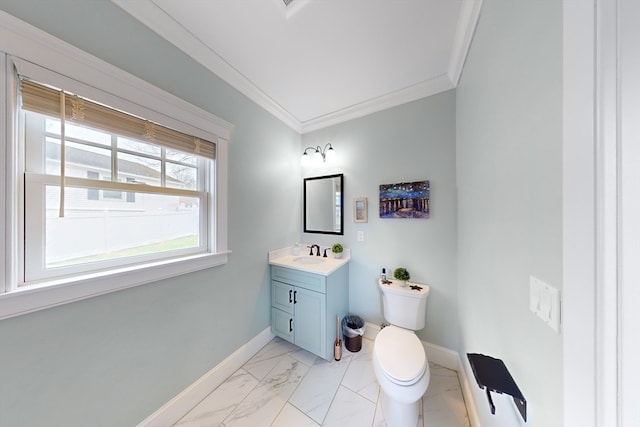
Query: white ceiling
[{"left": 112, "top": 0, "right": 482, "bottom": 133}]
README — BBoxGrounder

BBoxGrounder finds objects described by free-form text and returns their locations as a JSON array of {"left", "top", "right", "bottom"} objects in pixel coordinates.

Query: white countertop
[{"left": 268, "top": 246, "right": 350, "bottom": 276}]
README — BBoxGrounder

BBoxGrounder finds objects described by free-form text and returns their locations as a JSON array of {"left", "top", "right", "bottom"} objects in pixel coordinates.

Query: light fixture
[{"left": 301, "top": 143, "right": 335, "bottom": 166}]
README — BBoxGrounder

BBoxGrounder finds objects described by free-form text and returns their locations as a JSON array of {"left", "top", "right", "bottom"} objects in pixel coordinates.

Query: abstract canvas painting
[{"left": 379, "top": 180, "right": 430, "bottom": 218}]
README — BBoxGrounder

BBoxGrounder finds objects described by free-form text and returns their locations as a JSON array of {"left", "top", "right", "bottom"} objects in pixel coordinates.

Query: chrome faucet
[{"left": 308, "top": 244, "right": 320, "bottom": 256}]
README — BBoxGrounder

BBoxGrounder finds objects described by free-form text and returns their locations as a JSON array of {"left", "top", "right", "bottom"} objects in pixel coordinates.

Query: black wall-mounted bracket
[{"left": 467, "top": 353, "right": 527, "bottom": 422}]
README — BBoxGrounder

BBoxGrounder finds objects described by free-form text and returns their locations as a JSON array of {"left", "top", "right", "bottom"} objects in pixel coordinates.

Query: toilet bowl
[
  {"left": 373, "top": 279, "right": 431, "bottom": 427},
  {"left": 373, "top": 325, "right": 430, "bottom": 427}
]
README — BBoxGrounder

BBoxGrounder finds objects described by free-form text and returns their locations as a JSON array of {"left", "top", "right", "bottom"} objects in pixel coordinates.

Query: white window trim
[{"left": 0, "top": 10, "right": 233, "bottom": 320}]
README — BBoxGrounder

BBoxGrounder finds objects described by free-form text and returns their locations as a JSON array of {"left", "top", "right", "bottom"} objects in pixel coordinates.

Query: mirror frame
[{"left": 303, "top": 173, "right": 344, "bottom": 235}]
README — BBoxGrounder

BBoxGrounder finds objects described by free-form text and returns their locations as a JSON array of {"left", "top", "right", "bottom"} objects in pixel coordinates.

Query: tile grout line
[
  {"left": 454, "top": 370, "right": 471, "bottom": 425},
  {"left": 221, "top": 350, "right": 296, "bottom": 427},
  {"left": 268, "top": 345, "right": 344, "bottom": 427},
  {"left": 318, "top": 353, "right": 356, "bottom": 426},
  {"left": 178, "top": 337, "right": 470, "bottom": 427},
  {"left": 274, "top": 348, "right": 318, "bottom": 427}
]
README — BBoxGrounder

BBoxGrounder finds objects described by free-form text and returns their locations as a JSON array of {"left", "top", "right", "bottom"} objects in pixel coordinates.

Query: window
[
  {"left": 21, "top": 88, "right": 212, "bottom": 282},
  {"left": 0, "top": 14, "right": 232, "bottom": 319}
]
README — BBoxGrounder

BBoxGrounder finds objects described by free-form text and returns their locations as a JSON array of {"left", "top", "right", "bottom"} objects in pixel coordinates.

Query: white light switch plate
[{"left": 530, "top": 276, "right": 561, "bottom": 333}]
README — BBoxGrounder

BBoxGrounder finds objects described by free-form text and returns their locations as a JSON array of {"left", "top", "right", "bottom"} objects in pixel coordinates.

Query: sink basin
[
  {"left": 293, "top": 256, "right": 326, "bottom": 265},
  {"left": 269, "top": 247, "right": 349, "bottom": 275}
]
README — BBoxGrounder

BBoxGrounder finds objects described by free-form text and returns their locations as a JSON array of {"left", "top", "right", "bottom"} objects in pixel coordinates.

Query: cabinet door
[
  {"left": 294, "top": 287, "right": 326, "bottom": 358},
  {"left": 272, "top": 281, "right": 294, "bottom": 313},
  {"left": 272, "top": 307, "right": 294, "bottom": 343}
]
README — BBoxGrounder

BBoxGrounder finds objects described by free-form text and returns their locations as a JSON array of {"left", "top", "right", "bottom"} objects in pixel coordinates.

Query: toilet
[{"left": 373, "top": 279, "right": 430, "bottom": 427}]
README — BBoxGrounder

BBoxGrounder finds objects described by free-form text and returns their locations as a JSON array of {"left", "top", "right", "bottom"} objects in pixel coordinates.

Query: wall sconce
[{"left": 301, "top": 143, "right": 335, "bottom": 166}]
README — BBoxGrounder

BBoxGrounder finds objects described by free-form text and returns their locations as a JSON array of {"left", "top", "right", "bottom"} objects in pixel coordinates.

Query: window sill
[{"left": 0, "top": 251, "right": 230, "bottom": 320}]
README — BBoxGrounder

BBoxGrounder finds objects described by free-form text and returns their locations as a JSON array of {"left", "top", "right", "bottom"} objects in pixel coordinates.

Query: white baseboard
[
  {"left": 363, "top": 321, "right": 381, "bottom": 341},
  {"left": 137, "top": 327, "right": 275, "bottom": 427},
  {"left": 423, "top": 341, "right": 460, "bottom": 371},
  {"left": 364, "top": 321, "right": 481, "bottom": 427},
  {"left": 458, "top": 355, "right": 482, "bottom": 427}
]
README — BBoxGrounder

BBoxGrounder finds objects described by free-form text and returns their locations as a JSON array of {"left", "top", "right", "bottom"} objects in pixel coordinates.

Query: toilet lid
[{"left": 375, "top": 326, "right": 426, "bottom": 384}]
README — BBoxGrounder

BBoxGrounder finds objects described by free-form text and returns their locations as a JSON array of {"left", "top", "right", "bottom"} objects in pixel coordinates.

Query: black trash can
[{"left": 342, "top": 315, "right": 365, "bottom": 352}]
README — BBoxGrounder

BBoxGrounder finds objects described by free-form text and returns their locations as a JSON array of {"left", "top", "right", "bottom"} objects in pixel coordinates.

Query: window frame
[
  {"left": 22, "top": 112, "right": 211, "bottom": 281},
  {"left": 0, "top": 12, "right": 233, "bottom": 320}
]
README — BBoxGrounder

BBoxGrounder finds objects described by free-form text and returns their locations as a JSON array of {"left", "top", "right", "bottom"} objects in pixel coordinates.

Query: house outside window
[
  {"left": 87, "top": 171, "right": 99, "bottom": 200},
  {"left": 20, "top": 79, "right": 213, "bottom": 282}
]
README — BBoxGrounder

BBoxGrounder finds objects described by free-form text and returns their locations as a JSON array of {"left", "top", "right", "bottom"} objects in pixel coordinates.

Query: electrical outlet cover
[{"left": 530, "top": 276, "right": 561, "bottom": 333}]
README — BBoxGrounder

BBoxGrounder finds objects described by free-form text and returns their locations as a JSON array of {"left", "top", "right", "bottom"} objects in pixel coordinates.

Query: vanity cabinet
[{"left": 271, "top": 263, "right": 349, "bottom": 361}]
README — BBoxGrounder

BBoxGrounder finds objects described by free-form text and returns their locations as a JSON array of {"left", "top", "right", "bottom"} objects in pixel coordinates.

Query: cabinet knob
[
  {"left": 294, "top": 290, "right": 297, "bottom": 304},
  {"left": 289, "top": 290, "right": 292, "bottom": 303},
  {"left": 289, "top": 318, "right": 293, "bottom": 332}
]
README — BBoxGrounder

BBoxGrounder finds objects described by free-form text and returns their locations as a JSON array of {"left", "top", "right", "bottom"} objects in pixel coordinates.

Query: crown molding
[
  {"left": 448, "top": 0, "right": 484, "bottom": 86},
  {"left": 300, "top": 75, "right": 455, "bottom": 134},
  {"left": 110, "top": 0, "right": 302, "bottom": 133},
  {"left": 111, "top": 0, "right": 481, "bottom": 134}
]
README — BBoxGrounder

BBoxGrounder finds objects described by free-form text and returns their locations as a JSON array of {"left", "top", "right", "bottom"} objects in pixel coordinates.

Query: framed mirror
[{"left": 304, "top": 174, "right": 344, "bottom": 235}]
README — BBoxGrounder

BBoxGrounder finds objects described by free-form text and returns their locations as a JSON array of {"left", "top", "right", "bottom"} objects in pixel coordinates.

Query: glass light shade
[
  {"left": 312, "top": 149, "right": 322, "bottom": 165},
  {"left": 301, "top": 152, "right": 311, "bottom": 166},
  {"left": 324, "top": 146, "right": 335, "bottom": 163}
]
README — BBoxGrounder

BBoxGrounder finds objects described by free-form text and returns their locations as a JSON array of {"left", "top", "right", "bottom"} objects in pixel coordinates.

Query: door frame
[{"left": 563, "top": 0, "right": 640, "bottom": 425}]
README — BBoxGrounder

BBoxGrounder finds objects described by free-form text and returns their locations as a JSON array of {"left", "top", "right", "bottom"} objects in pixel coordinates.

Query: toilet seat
[{"left": 375, "top": 326, "right": 426, "bottom": 385}]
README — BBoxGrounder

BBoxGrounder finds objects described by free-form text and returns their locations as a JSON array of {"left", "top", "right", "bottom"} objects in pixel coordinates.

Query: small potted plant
[
  {"left": 331, "top": 243, "right": 344, "bottom": 259},
  {"left": 393, "top": 267, "right": 410, "bottom": 286}
]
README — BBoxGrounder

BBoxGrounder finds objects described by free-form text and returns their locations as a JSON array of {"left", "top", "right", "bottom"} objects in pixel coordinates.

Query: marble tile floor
[{"left": 174, "top": 337, "right": 470, "bottom": 427}]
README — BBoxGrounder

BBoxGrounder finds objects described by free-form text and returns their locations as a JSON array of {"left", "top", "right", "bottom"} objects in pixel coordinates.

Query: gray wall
[
  {"left": 302, "top": 91, "right": 459, "bottom": 350},
  {"left": 456, "top": 0, "right": 563, "bottom": 425},
  {"left": 0, "top": 2, "right": 300, "bottom": 426}
]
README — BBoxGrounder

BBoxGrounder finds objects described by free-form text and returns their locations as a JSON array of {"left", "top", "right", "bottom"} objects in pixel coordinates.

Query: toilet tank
[{"left": 379, "top": 279, "right": 430, "bottom": 330}]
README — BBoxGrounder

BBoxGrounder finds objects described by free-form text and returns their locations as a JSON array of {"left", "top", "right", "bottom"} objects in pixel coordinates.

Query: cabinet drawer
[
  {"left": 272, "top": 281, "right": 294, "bottom": 313},
  {"left": 271, "top": 307, "right": 294, "bottom": 343},
  {"left": 271, "top": 266, "right": 326, "bottom": 293}
]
